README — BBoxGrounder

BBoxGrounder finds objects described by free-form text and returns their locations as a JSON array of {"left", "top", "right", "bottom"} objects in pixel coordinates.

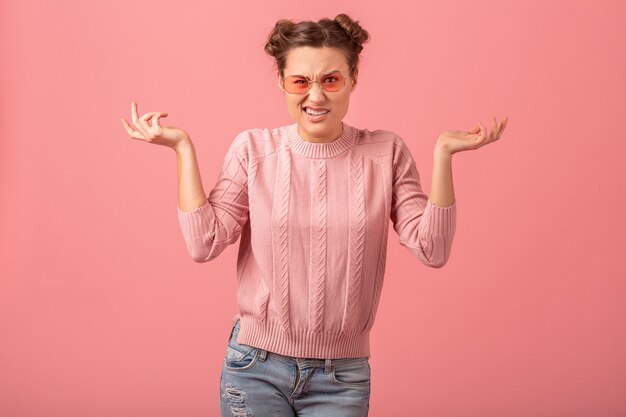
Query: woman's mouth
[{"left": 303, "top": 107, "right": 330, "bottom": 122}]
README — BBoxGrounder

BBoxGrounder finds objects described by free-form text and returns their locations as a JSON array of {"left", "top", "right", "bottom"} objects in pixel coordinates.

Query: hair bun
[
  {"left": 264, "top": 19, "right": 296, "bottom": 58},
  {"left": 334, "top": 13, "right": 370, "bottom": 52}
]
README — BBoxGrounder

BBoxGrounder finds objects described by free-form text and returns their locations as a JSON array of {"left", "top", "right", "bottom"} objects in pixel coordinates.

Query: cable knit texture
[{"left": 177, "top": 122, "right": 457, "bottom": 359}]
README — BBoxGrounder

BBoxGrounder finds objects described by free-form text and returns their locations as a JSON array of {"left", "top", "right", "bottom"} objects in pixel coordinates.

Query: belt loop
[
  {"left": 324, "top": 359, "right": 332, "bottom": 374},
  {"left": 226, "top": 322, "right": 237, "bottom": 344},
  {"left": 258, "top": 349, "right": 268, "bottom": 362}
]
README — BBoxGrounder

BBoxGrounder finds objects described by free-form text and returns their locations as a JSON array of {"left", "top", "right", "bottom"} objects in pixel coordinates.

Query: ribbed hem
[
  {"left": 177, "top": 199, "right": 213, "bottom": 240},
  {"left": 285, "top": 122, "right": 358, "bottom": 158},
  {"left": 236, "top": 316, "right": 371, "bottom": 359},
  {"left": 419, "top": 199, "right": 457, "bottom": 235}
]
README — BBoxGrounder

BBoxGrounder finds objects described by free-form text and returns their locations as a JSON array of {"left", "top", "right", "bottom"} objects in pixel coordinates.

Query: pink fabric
[{"left": 177, "top": 122, "right": 457, "bottom": 358}]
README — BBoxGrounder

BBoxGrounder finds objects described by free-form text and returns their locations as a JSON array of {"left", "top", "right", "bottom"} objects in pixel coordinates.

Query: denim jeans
[{"left": 220, "top": 319, "right": 371, "bottom": 417}]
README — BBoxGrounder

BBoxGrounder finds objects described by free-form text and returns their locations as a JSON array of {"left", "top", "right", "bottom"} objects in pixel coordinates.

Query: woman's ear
[
  {"left": 277, "top": 72, "right": 284, "bottom": 91},
  {"left": 349, "top": 70, "right": 358, "bottom": 90}
]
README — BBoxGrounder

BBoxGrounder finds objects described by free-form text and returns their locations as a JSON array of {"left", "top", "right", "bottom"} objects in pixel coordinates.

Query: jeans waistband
[
  {"left": 257, "top": 349, "right": 368, "bottom": 375},
  {"left": 232, "top": 318, "right": 368, "bottom": 369}
]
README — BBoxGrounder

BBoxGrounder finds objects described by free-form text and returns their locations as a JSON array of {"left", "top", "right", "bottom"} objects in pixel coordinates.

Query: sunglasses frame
[{"left": 280, "top": 71, "right": 351, "bottom": 94}]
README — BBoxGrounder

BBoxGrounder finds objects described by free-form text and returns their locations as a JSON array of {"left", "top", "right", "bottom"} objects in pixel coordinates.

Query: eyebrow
[{"left": 286, "top": 70, "right": 342, "bottom": 78}]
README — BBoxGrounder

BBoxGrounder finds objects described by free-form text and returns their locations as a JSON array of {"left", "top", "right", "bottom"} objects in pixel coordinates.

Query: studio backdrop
[{"left": 1, "top": 0, "right": 625, "bottom": 416}]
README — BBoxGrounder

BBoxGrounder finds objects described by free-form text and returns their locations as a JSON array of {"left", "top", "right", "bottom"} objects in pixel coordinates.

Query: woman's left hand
[{"left": 436, "top": 116, "right": 508, "bottom": 155}]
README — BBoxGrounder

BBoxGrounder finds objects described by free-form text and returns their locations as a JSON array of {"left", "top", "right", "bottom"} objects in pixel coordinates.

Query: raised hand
[
  {"left": 120, "top": 101, "right": 190, "bottom": 151},
  {"left": 436, "top": 116, "right": 508, "bottom": 155}
]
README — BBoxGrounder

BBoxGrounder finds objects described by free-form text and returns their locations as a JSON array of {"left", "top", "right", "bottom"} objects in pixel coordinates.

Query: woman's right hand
[{"left": 121, "top": 101, "right": 190, "bottom": 151}]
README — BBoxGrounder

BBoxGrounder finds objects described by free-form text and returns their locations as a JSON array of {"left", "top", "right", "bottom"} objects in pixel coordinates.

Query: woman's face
[{"left": 279, "top": 46, "right": 356, "bottom": 143}]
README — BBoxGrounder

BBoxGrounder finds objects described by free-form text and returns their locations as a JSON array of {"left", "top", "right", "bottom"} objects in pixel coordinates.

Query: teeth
[{"left": 305, "top": 108, "right": 329, "bottom": 116}]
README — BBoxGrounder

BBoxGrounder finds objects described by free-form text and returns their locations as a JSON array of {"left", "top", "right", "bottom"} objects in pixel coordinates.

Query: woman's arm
[
  {"left": 390, "top": 136, "right": 456, "bottom": 268},
  {"left": 175, "top": 139, "right": 208, "bottom": 212},
  {"left": 121, "top": 101, "right": 248, "bottom": 262},
  {"left": 428, "top": 147, "right": 455, "bottom": 207}
]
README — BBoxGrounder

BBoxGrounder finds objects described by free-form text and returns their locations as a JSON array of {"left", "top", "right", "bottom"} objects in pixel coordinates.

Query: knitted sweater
[{"left": 177, "top": 121, "right": 457, "bottom": 359}]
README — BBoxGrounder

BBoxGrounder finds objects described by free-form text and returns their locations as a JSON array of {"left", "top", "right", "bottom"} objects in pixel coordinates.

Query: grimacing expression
[{"left": 279, "top": 46, "right": 356, "bottom": 143}]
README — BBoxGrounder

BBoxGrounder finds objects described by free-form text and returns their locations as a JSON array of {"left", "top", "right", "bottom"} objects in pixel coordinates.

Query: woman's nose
[{"left": 307, "top": 83, "right": 326, "bottom": 103}]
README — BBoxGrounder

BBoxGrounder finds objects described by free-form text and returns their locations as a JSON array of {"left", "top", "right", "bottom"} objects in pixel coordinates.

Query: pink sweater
[{"left": 177, "top": 122, "right": 457, "bottom": 359}]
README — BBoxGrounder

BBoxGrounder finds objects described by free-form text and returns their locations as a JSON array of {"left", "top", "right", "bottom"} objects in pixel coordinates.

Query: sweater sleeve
[
  {"left": 177, "top": 132, "right": 250, "bottom": 262},
  {"left": 390, "top": 136, "right": 457, "bottom": 268}
]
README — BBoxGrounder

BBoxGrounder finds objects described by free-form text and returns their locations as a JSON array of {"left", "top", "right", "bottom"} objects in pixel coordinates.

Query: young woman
[{"left": 121, "top": 13, "right": 507, "bottom": 417}]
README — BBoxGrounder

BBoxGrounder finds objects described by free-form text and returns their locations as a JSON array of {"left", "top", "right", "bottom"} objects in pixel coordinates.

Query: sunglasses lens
[
  {"left": 321, "top": 73, "right": 345, "bottom": 92},
  {"left": 283, "top": 76, "right": 309, "bottom": 94}
]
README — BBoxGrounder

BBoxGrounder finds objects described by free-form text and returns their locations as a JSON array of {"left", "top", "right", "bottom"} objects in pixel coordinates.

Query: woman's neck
[{"left": 297, "top": 123, "right": 343, "bottom": 143}]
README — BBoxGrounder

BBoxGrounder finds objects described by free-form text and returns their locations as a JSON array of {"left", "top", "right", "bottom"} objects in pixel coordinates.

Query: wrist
[
  {"left": 174, "top": 136, "right": 194, "bottom": 155},
  {"left": 433, "top": 141, "right": 453, "bottom": 160}
]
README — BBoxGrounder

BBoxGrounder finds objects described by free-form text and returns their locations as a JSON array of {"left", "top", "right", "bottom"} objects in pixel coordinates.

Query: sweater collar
[{"left": 286, "top": 122, "right": 357, "bottom": 158}]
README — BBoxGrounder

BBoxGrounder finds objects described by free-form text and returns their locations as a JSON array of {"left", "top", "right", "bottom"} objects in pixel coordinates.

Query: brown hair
[{"left": 264, "top": 13, "right": 370, "bottom": 83}]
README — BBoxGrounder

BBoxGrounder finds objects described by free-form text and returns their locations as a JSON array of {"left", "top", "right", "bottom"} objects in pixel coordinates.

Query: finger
[
  {"left": 479, "top": 122, "right": 486, "bottom": 137},
  {"left": 131, "top": 102, "right": 153, "bottom": 138},
  {"left": 468, "top": 125, "right": 481, "bottom": 134},
  {"left": 137, "top": 112, "right": 158, "bottom": 136},
  {"left": 136, "top": 111, "right": 158, "bottom": 134},
  {"left": 121, "top": 118, "right": 146, "bottom": 140},
  {"left": 131, "top": 102, "right": 157, "bottom": 128},
  {"left": 133, "top": 116, "right": 153, "bottom": 139},
  {"left": 139, "top": 111, "right": 159, "bottom": 123},
  {"left": 489, "top": 116, "right": 498, "bottom": 142},
  {"left": 131, "top": 101, "right": 139, "bottom": 123},
  {"left": 477, "top": 122, "right": 488, "bottom": 145},
  {"left": 150, "top": 112, "right": 168, "bottom": 128},
  {"left": 496, "top": 116, "right": 508, "bottom": 138},
  {"left": 151, "top": 112, "right": 168, "bottom": 121},
  {"left": 496, "top": 117, "right": 506, "bottom": 137},
  {"left": 121, "top": 117, "right": 138, "bottom": 134},
  {"left": 121, "top": 117, "right": 133, "bottom": 133},
  {"left": 131, "top": 102, "right": 150, "bottom": 138}
]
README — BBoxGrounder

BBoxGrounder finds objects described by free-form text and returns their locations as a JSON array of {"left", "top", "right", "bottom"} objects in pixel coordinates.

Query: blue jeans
[{"left": 220, "top": 319, "right": 371, "bottom": 417}]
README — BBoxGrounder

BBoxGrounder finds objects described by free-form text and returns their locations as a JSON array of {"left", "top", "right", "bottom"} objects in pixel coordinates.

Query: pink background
[{"left": 1, "top": 0, "right": 625, "bottom": 416}]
